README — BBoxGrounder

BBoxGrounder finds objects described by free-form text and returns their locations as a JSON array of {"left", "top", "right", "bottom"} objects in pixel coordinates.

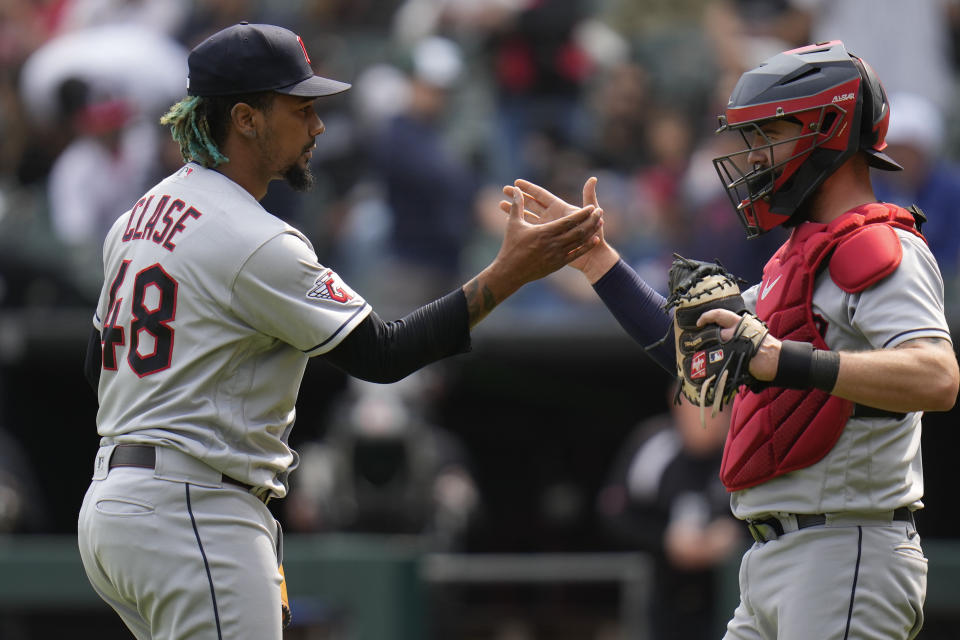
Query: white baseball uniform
[{"left": 78, "top": 162, "right": 371, "bottom": 639}]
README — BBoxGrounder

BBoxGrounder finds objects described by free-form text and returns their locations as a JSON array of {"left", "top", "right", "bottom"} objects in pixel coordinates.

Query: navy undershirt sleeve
[
  {"left": 85, "top": 327, "right": 102, "bottom": 393},
  {"left": 322, "top": 288, "right": 471, "bottom": 382},
  {"left": 592, "top": 259, "right": 675, "bottom": 373}
]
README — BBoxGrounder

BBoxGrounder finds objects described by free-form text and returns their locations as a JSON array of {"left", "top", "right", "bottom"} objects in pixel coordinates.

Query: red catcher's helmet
[{"left": 712, "top": 40, "right": 902, "bottom": 238}]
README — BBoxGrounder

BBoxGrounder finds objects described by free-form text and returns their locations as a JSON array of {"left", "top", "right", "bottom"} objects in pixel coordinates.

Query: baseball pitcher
[{"left": 77, "top": 23, "right": 602, "bottom": 640}]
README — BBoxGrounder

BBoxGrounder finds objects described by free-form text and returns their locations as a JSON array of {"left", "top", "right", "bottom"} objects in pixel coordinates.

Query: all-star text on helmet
[{"left": 712, "top": 40, "right": 902, "bottom": 238}]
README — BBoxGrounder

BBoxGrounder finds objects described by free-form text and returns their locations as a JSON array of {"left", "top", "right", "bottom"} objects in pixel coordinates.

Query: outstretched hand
[
  {"left": 500, "top": 177, "right": 617, "bottom": 280},
  {"left": 494, "top": 186, "right": 603, "bottom": 285},
  {"left": 501, "top": 177, "right": 598, "bottom": 220},
  {"left": 462, "top": 187, "right": 604, "bottom": 327}
]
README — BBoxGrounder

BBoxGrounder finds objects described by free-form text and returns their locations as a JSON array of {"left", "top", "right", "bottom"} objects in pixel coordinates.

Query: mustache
[{"left": 303, "top": 140, "right": 316, "bottom": 154}]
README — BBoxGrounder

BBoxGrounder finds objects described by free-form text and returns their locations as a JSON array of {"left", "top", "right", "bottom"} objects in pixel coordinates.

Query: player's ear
[{"left": 231, "top": 102, "right": 260, "bottom": 139}]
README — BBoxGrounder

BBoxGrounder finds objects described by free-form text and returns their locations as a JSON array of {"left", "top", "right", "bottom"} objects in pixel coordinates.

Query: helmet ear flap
[
  {"left": 850, "top": 56, "right": 883, "bottom": 148},
  {"left": 849, "top": 54, "right": 901, "bottom": 170}
]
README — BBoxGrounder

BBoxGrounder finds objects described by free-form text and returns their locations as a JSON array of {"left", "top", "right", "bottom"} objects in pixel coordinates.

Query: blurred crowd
[{"left": 3, "top": 0, "right": 960, "bottom": 316}]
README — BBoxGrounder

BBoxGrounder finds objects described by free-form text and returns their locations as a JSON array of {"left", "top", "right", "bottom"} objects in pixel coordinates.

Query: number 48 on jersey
[{"left": 102, "top": 261, "right": 178, "bottom": 377}]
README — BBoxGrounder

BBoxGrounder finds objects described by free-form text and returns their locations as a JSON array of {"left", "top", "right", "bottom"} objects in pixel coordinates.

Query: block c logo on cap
[{"left": 297, "top": 35, "right": 311, "bottom": 65}]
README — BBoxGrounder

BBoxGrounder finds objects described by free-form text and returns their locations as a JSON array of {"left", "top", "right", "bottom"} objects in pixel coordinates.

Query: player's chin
[{"left": 282, "top": 162, "right": 315, "bottom": 192}]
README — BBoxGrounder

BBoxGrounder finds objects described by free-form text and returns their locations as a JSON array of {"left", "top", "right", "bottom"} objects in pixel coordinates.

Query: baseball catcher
[
  {"left": 508, "top": 39, "right": 959, "bottom": 640},
  {"left": 663, "top": 254, "right": 768, "bottom": 422}
]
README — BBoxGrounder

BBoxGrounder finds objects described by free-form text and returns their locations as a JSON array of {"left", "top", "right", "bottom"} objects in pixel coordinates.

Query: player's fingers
[
  {"left": 563, "top": 234, "right": 601, "bottom": 262},
  {"left": 503, "top": 185, "right": 547, "bottom": 217},
  {"left": 499, "top": 199, "right": 541, "bottom": 221},
  {"left": 505, "top": 188, "right": 549, "bottom": 225},
  {"left": 559, "top": 209, "right": 603, "bottom": 252},
  {"left": 507, "top": 186, "right": 524, "bottom": 220},
  {"left": 697, "top": 308, "right": 740, "bottom": 329},
  {"left": 543, "top": 203, "right": 597, "bottom": 234},
  {"left": 582, "top": 176, "right": 599, "bottom": 209},
  {"left": 552, "top": 208, "right": 602, "bottom": 251},
  {"left": 514, "top": 179, "right": 559, "bottom": 212},
  {"left": 565, "top": 207, "right": 604, "bottom": 245}
]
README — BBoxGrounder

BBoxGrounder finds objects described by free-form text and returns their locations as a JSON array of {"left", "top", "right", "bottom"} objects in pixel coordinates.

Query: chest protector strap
[{"left": 720, "top": 203, "right": 924, "bottom": 492}]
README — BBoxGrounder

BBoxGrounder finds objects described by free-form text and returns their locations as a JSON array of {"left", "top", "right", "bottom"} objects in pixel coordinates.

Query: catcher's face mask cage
[
  {"left": 711, "top": 40, "right": 901, "bottom": 238},
  {"left": 713, "top": 104, "right": 848, "bottom": 237}
]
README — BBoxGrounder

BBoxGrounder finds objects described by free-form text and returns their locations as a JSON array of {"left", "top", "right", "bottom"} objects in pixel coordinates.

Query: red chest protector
[{"left": 720, "top": 203, "right": 924, "bottom": 492}]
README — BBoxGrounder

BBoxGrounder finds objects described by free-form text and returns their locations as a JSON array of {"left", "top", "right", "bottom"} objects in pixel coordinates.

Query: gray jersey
[
  {"left": 733, "top": 228, "right": 950, "bottom": 518},
  {"left": 92, "top": 163, "right": 370, "bottom": 498}
]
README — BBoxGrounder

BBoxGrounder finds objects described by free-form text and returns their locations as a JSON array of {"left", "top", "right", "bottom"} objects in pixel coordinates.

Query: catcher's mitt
[{"left": 664, "top": 255, "right": 768, "bottom": 422}]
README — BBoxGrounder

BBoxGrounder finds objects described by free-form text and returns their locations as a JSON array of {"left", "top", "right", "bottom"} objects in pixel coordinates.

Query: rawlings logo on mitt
[{"left": 664, "top": 254, "right": 768, "bottom": 424}]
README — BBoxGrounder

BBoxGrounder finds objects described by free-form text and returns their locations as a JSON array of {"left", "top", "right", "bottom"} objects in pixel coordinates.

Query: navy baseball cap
[{"left": 187, "top": 22, "right": 351, "bottom": 97}]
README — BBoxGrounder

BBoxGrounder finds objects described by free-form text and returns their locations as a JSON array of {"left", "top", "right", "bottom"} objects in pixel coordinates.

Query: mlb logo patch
[
  {"left": 307, "top": 270, "right": 353, "bottom": 303},
  {"left": 709, "top": 349, "right": 724, "bottom": 364},
  {"left": 690, "top": 351, "right": 706, "bottom": 379}
]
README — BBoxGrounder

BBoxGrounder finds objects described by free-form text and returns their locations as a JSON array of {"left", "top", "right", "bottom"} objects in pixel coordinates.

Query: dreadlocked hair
[
  {"left": 160, "top": 96, "right": 226, "bottom": 168},
  {"left": 160, "top": 91, "right": 275, "bottom": 168}
]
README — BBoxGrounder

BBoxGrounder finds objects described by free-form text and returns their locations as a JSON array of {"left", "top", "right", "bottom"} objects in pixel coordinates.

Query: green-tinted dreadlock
[
  {"left": 159, "top": 92, "right": 275, "bottom": 168},
  {"left": 160, "top": 96, "right": 229, "bottom": 168}
]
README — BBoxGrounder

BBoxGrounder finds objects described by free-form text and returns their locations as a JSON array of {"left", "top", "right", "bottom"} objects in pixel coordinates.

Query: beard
[
  {"left": 282, "top": 160, "right": 314, "bottom": 192},
  {"left": 262, "top": 131, "right": 316, "bottom": 192}
]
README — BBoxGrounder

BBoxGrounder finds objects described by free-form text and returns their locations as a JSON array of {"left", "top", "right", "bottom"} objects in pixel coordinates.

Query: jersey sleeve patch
[
  {"left": 307, "top": 269, "right": 355, "bottom": 303},
  {"left": 829, "top": 224, "right": 903, "bottom": 293}
]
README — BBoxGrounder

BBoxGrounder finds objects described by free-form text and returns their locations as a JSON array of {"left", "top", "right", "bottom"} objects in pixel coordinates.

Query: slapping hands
[
  {"left": 500, "top": 177, "right": 617, "bottom": 281},
  {"left": 491, "top": 185, "right": 603, "bottom": 286}
]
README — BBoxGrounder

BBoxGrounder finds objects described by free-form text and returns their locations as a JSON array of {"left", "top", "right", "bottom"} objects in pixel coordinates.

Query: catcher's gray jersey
[
  {"left": 92, "top": 163, "right": 370, "bottom": 498},
  {"left": 734, "top": 228, "right": 951, "bottom": 519}
]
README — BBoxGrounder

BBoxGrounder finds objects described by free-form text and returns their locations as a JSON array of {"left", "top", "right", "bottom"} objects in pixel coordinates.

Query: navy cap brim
[{"left": 275, "top": 75, "right": 351, "bottom": 97}]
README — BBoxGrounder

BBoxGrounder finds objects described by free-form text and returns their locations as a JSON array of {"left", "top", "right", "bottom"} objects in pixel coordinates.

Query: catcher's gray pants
[
  {"left": 78, "top": 445, "right": 284, "bottom": 640},
  {"left": 723, "top": 512, "right": 926, "bottom": 640}
]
